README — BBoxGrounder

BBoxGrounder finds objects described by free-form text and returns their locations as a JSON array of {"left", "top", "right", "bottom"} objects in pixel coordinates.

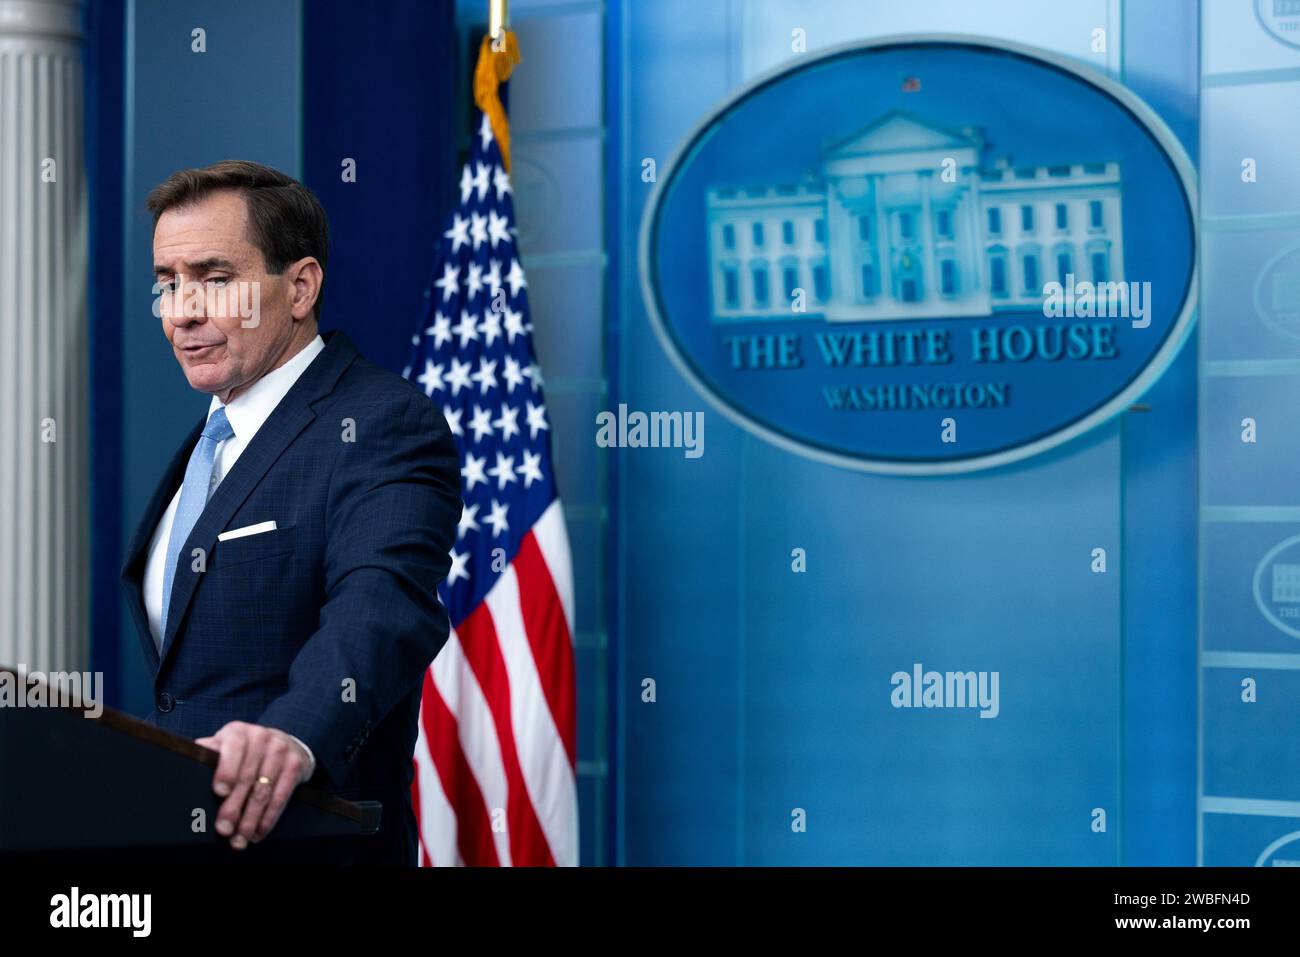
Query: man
[{"left": 120, "top": 160, "right": 461, "bottom": 865}]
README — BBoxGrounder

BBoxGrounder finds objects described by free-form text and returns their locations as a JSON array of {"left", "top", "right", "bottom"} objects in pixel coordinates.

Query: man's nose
[
  {"left": 163, "top": 278, "right": 211, "bottom": 326},
  {"left": 167, "top": 305, "right": 206, "bottom": 329}
]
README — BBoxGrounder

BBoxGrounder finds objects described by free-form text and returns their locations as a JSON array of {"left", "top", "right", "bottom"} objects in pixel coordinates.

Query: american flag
[{"left": 402, "top": 108, "right": 578, "bottom": 866}]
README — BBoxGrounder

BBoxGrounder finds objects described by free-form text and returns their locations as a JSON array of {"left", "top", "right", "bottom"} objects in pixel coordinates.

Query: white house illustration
[{"left": 705, "top": 111, "right": 1125, "bottom": 321}]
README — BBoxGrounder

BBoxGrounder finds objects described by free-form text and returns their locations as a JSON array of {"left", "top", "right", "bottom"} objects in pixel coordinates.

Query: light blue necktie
[{"left": 160, "top": 406, "right": 235, "bottom": 643}]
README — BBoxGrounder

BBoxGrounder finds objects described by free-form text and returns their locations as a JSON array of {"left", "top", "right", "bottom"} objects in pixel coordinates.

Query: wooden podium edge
[{"left": 0, "top": 666, "right": 381, "bottom": 834}]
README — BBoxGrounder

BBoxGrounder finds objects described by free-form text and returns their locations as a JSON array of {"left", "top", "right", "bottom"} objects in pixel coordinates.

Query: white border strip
[
  {"left": 1203, "top": 651, "right": 1300, "bottom": 670},
  {"left": 1203, "top": 796, "right": 1300, "bottom": 819}
]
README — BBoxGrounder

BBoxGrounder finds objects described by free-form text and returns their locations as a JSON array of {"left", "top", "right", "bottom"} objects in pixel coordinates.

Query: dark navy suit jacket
[{"left": 121, "top": 330, "right": 460, "bottom": 865}]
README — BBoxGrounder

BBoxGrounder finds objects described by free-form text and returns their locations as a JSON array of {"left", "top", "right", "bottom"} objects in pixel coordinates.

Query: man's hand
[{"left": 195, "top": 721, "right": 312, "bottom": 850}]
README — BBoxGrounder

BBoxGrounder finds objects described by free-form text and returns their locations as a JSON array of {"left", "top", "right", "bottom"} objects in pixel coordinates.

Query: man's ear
[{"left": 288, "top": 257, "right": 323, "bottom": 320}]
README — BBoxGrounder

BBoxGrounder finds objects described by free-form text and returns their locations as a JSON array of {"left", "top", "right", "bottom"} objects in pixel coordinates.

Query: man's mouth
[{"left": 180, "top": 342, "right": 222, "bottom": 357}]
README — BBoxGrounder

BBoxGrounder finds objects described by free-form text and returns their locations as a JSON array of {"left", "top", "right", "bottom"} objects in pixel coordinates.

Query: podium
[{"left": 0, "top": 667, "right": 382, "bottom": 864}]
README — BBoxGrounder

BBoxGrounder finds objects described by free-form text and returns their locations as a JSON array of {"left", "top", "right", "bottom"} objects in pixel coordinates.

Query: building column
[
  {"left": 961, "top": 169, "right": 983, "bottom": 294},
  {"left": 918, "top": 170, "right": 935, "bottom": 304},
  {"left": 0, "top": 0, "right": 89, "bottom": 672},
  {"left": 872, "top": 174, "right": 891, "bottom": 302},
  {"left": 824, "top": 178, "right": 851, "bottom": 309}
]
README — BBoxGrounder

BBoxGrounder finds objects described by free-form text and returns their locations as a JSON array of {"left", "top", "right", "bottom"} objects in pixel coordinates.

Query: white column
[
  {"left": 961, "top": 169, "right": 983, "bottom": 293},
  {"left": 0, "top": 0, "right": 88, "bottom": 673},
  {"left": 872, "top": 174, "right": 891, "bottom": 301},
  {"left": 918, "top": 171, "right": 935, "bottom": 304},
  {"left": 824, "top": 179, "right": 852, "bottom": 308}
]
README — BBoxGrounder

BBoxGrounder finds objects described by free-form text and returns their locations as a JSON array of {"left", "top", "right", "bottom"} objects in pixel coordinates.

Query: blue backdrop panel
[
  {"left": 87, "top": 0, "right": 126, "bottom": 708},
  {"left": 302, "top": 0, "right": 459, "bottom": 374},
  {"left": 610, "top": 0, "right": 1198, "bottom": 866},
  {"left": 1198, "top": 0, "right": 1300, "bottom": 867}
]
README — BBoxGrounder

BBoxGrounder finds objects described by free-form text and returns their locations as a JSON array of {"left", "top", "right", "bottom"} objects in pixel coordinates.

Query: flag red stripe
[
  {"left": 457, "top": 600, "right": 557, "bottom": 866},
  {"left": 513, "top": 531, "right": 578, "bottom": 769},
  {"left": 410, "top": 755, "right": 431, "bottom": 866},
  {"left": 418, "top": 667, "right": 500, "bottom": 866}
]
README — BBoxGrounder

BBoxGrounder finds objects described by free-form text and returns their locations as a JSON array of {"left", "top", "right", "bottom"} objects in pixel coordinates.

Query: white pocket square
[{"left": 218, "top": 520, "right": 278, "bottom": 542}]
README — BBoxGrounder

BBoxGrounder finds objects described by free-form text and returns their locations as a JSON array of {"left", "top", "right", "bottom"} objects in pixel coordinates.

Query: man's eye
[
  {"left": 158, "top": 279, "right": 176, "bottom": 292},
  {"left": 207, "top": 277, "right": 230, "bottom": 287}
]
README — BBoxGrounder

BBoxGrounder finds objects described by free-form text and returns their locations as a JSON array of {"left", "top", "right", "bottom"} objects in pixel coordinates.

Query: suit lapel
[
  {"left": 156, "top": 397, "right": 316, "bottom": 666},
  {"left": 156, "top": 330, "right": 359, "bottom": 670},
  {"left": 121, "top": 418, "right": 204, "bottom": 673}
]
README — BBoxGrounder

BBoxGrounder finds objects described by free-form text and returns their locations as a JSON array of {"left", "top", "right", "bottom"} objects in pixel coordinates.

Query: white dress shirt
[{"left": 143, "top": 334, "right": 326, "bottom": 778}]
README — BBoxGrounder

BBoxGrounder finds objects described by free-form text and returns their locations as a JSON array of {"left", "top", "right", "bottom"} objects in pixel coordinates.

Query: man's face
[{"left": 153, "top": 189, "right": 308, "bottom": 403}]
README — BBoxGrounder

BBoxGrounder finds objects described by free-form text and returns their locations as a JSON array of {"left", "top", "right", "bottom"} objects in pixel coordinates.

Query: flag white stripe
[
  {"left": 413, "top": 712, "right": 462, "bottom": 867},
  {"left": 482, "top": 562, "right": 579, "bottom": 866},
  {"left": 431, "top": 628, "right": 513, "bottom": 866},
  {"left": 532, "top": 499, "right": 575, "bottom": 640}
]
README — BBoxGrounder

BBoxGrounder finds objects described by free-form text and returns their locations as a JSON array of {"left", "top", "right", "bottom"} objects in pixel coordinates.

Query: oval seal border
[{"left": 637, "top": 33, "right": 1200, "bottom": 475}]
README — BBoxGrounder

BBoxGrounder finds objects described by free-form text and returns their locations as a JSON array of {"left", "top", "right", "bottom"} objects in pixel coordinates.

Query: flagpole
[{"left": 489, "top": 0, "right": 509, "bottom": 41}]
